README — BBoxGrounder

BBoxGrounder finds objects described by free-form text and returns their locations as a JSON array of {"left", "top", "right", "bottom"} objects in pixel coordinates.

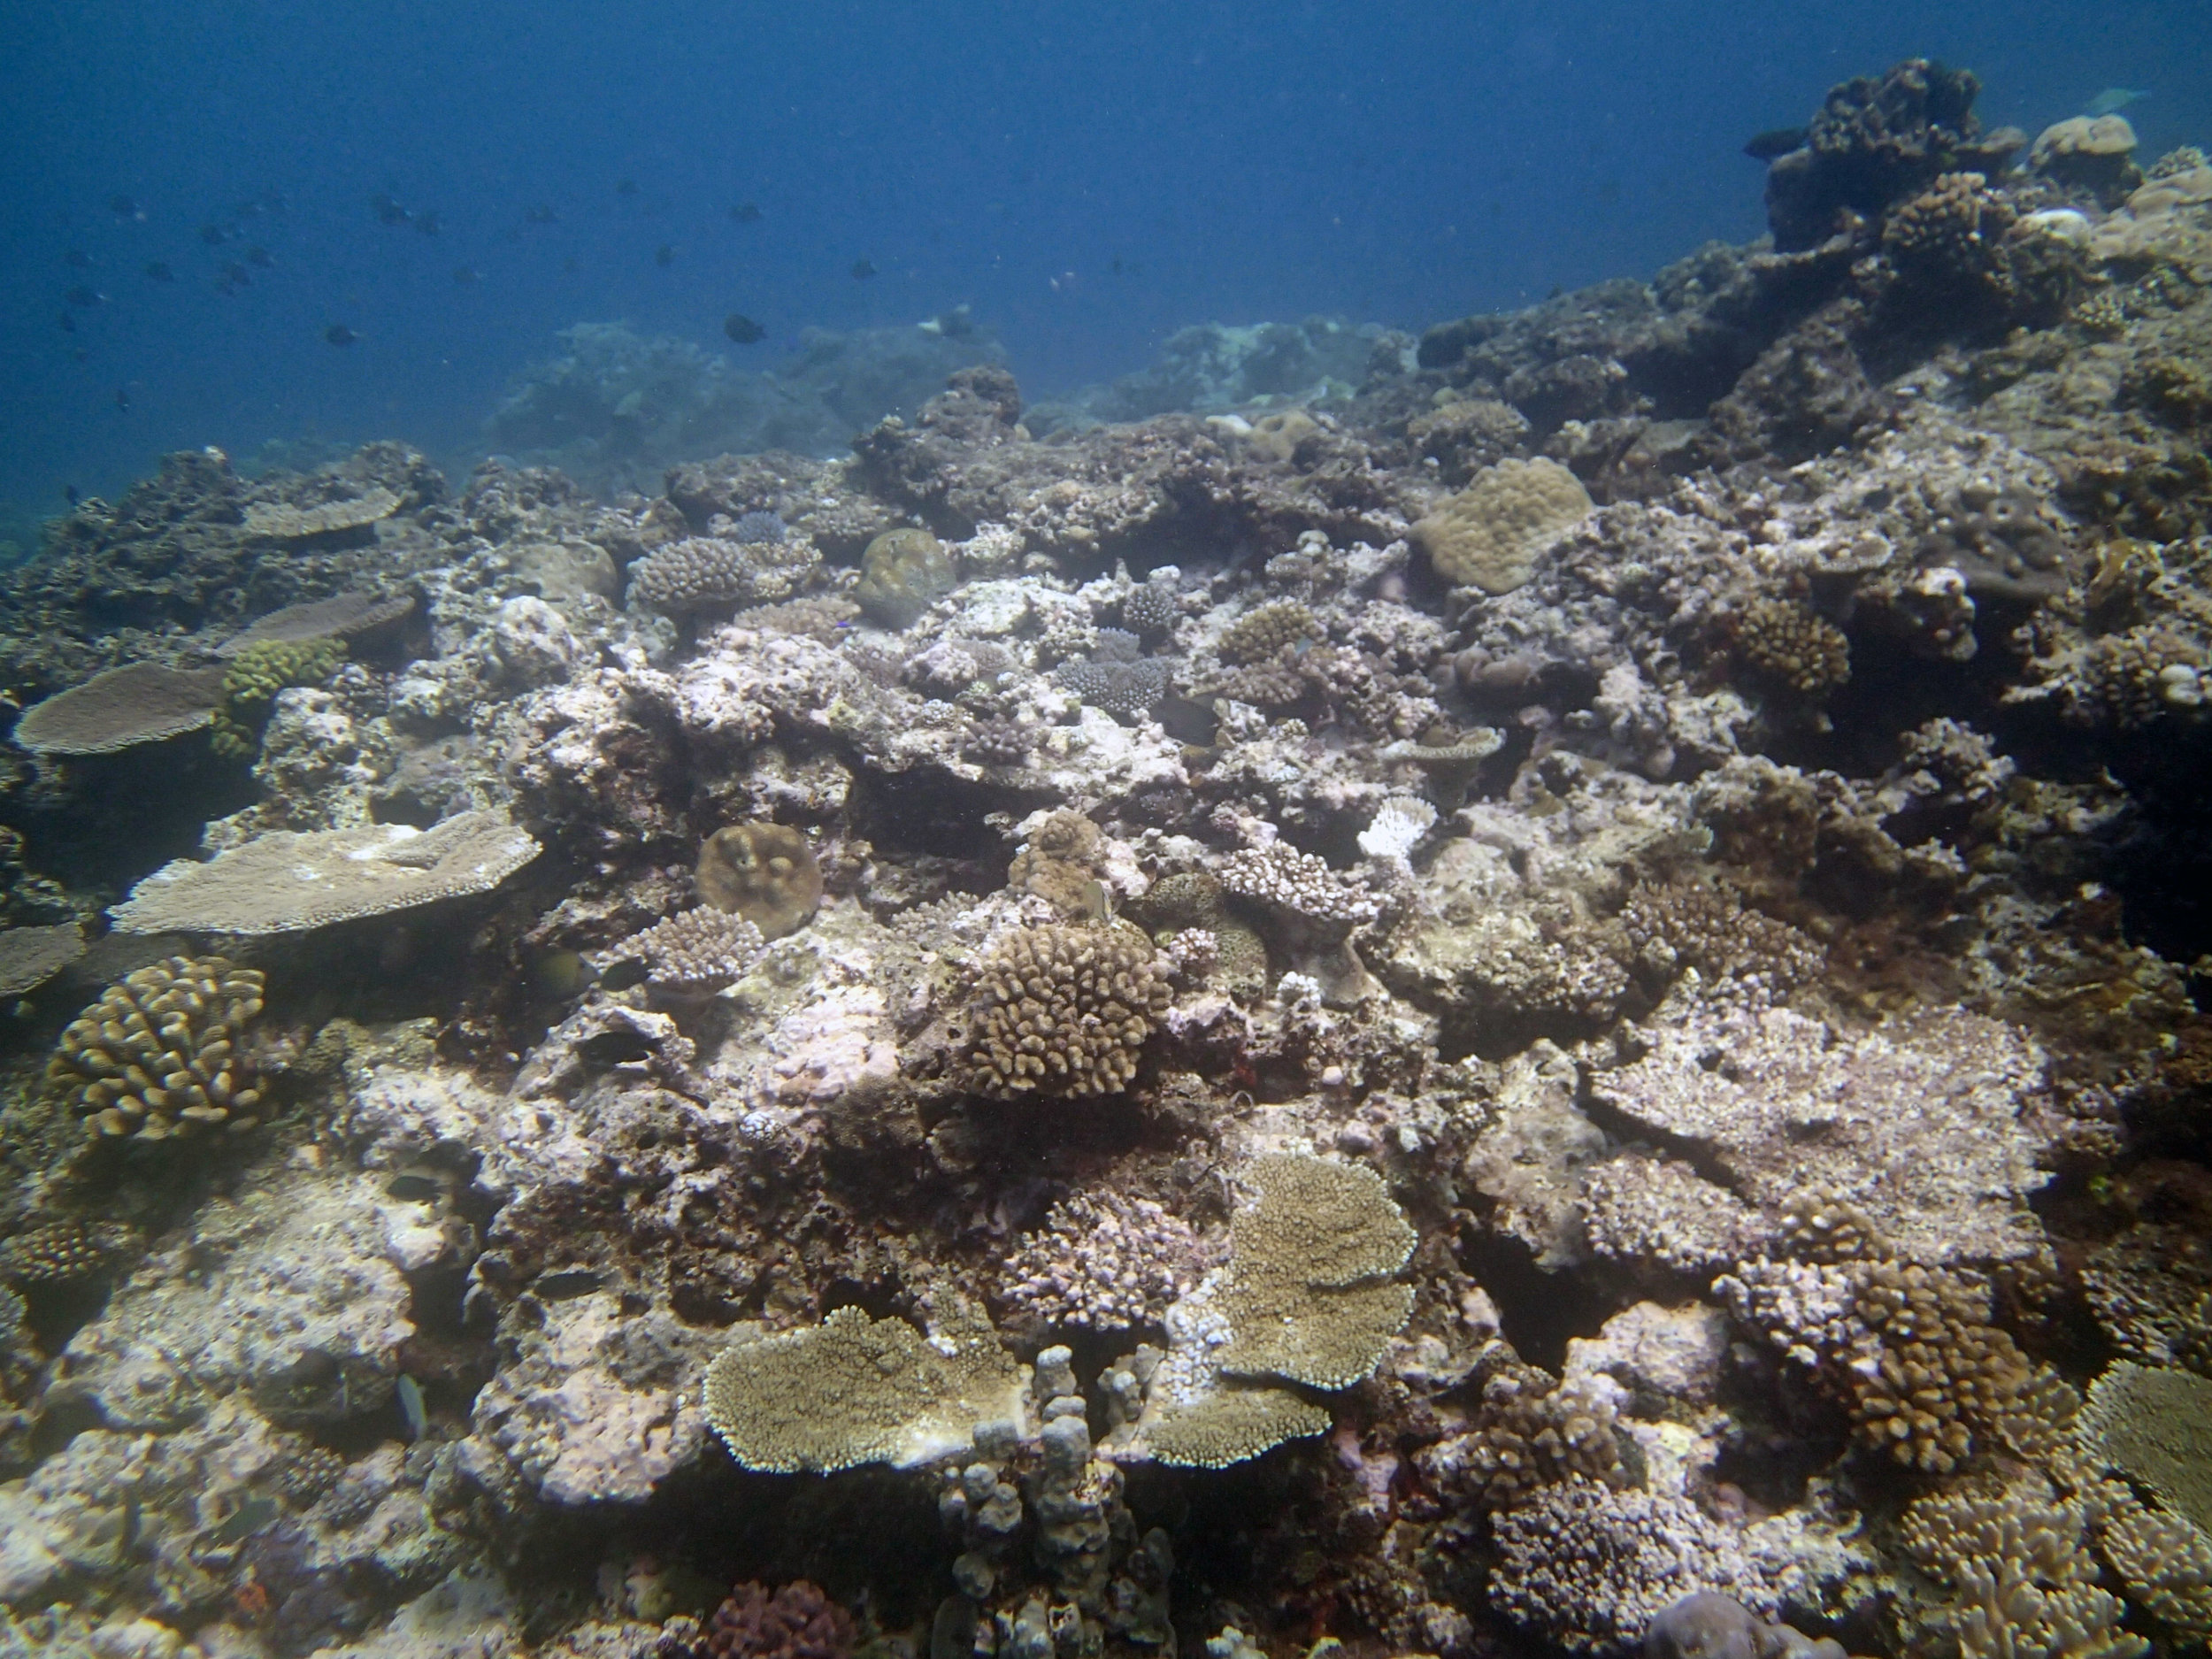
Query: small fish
[
  {"left": 109, "top": 193, "right": 144, "bottom": 219},
  {"left": 524, "top": 203, "right": 559, "bottom": 225},
  {"left": 655, "top": 242, "right": 675, "bottom": 266},
  {"left": 200, "top": 221, "right": 228, "bottom": 245},
  {"left": 143, "top": 260, "right": 174, "bottom": 282},
  {"left": 850, "top": 257, "right": 876, "bottom": 280},
  {"left": 1743, "top": 127, "right": 1808, "bottom": 161},
  {"left": 918, "top": 303, "right": 972, "bottom": 337},
  {"left": 58, "top": 311, "right": 75, "bottom": 333},
  {"left": 371, "top": 192, "right": 410, "bottom": 226},
  {"left": 414, "top": 210, "right": 441, "bottom": 236},
  {"left": 729, "top": 201, "right": 762, "bottom": 223},
  {"left": 724, "top": 311, "right": 765, "bottom": 343},
  {"left": 396, "top": 1373, "right": 427, "bottom": 1441},
  {"left": 616, "top": 178, "right": 640, "bottom": 197},
  {"left": 64, "top": 284, "right": 102, "bottom": 307},
  {"left": 244, "top": 244, "right": 273, "bottom": 268},
  {"left": 218, "top": 261, "right": 251, "bottom": 290},
  {"left": 2085, "top": 88, "right": 2148, "bottom": 118},
  {"left": 451, "top": 264, "right": 480, "bottom": 285},
  {"left": 562, "top": 255, "right": 579, "bottom": 273},
  {"left": 204, "top": 1494, "right": 279, "bottom": 1547},
  {"left": 324, "top": 323, "right": 357, "bottom": 346},
  {"left": 65, "top": 249, "right": 91, "bottom": 268},
  {"left": 64, "top": 484, "right": 81, "bottom": 506},
  {"left": 113, "top": 387, "right": 130, "bottom": 411}
]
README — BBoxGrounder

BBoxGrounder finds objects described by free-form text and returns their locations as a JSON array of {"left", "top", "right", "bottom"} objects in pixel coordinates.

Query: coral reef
[{"left": 2, "top": 50, "right": 2211, "bottom": 1659}]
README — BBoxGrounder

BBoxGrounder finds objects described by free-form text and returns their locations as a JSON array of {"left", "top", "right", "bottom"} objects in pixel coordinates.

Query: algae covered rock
[{"left": 854, "top": 526, "right": 954, "bottom": 628}]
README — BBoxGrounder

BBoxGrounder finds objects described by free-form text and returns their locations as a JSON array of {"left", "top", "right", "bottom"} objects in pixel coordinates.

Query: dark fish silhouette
[
  {"left": 325, "top": 323, "right": 357, "bottom": 346},
  {"left": 729, "top": 202, "right": 762, "bottom": 223},
  {"left": 143, "top": 261, "right": 175, "bottom": 282},
  {"left": 64, "top": 284, "right": 102, "bottom": 307},
  {"left": 113, "top": 388, "right": 131, "bottom": 411},
  {"left": 655, "top": 243, "right": 675, "bottom": 267},
  {"left": 371, "top": 193, "right": 411, "bottom": 226},
  {"left": 452, "top": 265, "right": 480, "bottom": 285},
  {"left": 724, "top": 312, "right": 766, "bottom": 344},
  {"left": 1743, "top": 127, "right": 1808, "bottom": 161},
  {"left": 200, "top": 222, "right": 228, "bottom": 245},
  {"left": 64, "top": 485, "right": 81, "bottom": 506},
  {"left": 850, "top": 258, "right": 877, "bottom": 280},
  {"left": 524, "top": 203, "right": 558, "bottom": 225},
  {"left": 65, "top": 249, "right": 92, "bottom": 269},
  {"left": 414, "top": 211, "right": 441, "bottom": 236},
  {"left": 109, "top": 194, "right": 144, "bottom": 219},
  {"left": 245, "top": 244, "right": 273, "bottom": 268},
  {"left": 217, "top": 261, "right": 251, "bottom": 292},
  {"left": 616, "top": 178, "right": 640, "bottom": 197},
  {"left": 58, "top": 311, "right": 76, "bottom": 334}
]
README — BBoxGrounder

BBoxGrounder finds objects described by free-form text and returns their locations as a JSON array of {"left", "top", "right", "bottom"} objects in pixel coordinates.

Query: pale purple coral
[{"left": 1001, "top": 1191, "right": 1214, "bottom": 1333}]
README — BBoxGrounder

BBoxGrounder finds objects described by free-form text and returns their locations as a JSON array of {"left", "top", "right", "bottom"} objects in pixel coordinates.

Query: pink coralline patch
[{"left": 749, "top": 984, "right": 899, "bottom": 1110}]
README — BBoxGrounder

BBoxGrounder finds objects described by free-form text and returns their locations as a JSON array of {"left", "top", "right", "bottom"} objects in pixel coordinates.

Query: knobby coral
[{"left": 48, "top": 955, "right": 266, "bottom": 1141}]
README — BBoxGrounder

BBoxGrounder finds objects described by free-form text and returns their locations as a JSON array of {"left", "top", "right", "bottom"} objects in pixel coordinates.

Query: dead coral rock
[
  {"left": 1590, "top": 1002, "right": 2054, "bottom": 1267},
  {"left": 1763, "top": 58, "right": 2024, "bottom": 252}
]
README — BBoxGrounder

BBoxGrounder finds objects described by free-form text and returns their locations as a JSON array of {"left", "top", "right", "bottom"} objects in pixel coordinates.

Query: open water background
[{"left": 3, "top": 0, "right": 2207, "bottom": 527}]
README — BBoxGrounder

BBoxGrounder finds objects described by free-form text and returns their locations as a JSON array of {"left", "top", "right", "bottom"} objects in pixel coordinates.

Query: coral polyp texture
[
  {"left": 48, "top": 955, "right": 266, "bottom": 1140},
  {"left": 3, "top": 49, "right": 2212, "bottom": 1659},
  {"left": 960, "top": 922, "right": 1169, "bottom": 1098}
]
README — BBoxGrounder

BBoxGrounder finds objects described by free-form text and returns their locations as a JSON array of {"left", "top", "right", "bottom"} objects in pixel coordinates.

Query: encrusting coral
[
  {"left": 1412, "top": 457, "right": 1594, "bottom": 593},
  {"left": 47, "top": 955, "right": 266, "bottom": 1141}
]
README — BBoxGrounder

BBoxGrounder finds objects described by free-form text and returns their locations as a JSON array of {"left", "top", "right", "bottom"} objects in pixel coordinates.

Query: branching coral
[
  {"left": 960, "top": 924, "right": 1169, "bottom": 1098},
  {"left": 1901, "top": 1482, "right": 2147, "bottom": 1659},
  {"left": 1001, "top": 1191, "right": 1210, "bottom": 1333},
  {"left": 629, "top": 534, "right": 820, "bottom": 611},
  {"left": 594, "top": 906, "right": 765, "bottom": 995},
  {"left": 48, "top": 955, "right": 266, "bottom": 1141}
]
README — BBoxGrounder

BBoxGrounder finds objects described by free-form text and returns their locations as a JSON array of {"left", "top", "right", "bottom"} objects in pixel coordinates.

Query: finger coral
[
  {"left": 593, "top": 906, "right": 765, "bottom": 995},
  {"left": 629, "top": 534, "right": 821, "bottom": 612},
  {"left": 48, "top": 954, "right": 266, "bottom": 1141},
  {"left": 960, "top": 923, "right": 1169, "bottom": 1099}
]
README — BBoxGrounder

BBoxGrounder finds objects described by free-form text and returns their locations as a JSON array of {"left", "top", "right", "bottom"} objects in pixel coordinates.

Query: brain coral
[
  {"left": 702, "top": 1306, "right": 1026, "bottom": 1473},
  {"left": 1411, "top": 457, "right": 1594, "bottom": 594},
  {"left": 12, "top": 662, "right": 228, "bottom": 757},
  {"left": 48, "top": 954, "right": 266, "bottom": 1141},
  {"left": 696, "top": 823, "right": 823, "bottom": 940},
  {"left": 110, "top": 810, "right": 540, "bottom": 935},
  {"left": 961, "top": 923, "right": 1170, "bottom": 1099}
]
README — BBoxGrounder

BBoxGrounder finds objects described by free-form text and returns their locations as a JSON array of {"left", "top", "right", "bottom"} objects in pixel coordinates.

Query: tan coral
[
  {"left": 1411, "top": 457, "right": 1593, "bottom": 594},
  {"left": 48, "top": 955, "right": 266, "bottom": 1141},
  {"left": 961, "top": 923, "right": 1169, "bottom": 1099}
]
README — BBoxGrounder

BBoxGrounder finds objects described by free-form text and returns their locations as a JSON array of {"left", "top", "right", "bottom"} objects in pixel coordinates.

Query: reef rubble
[{"left": 1, "top": 56, "right": 2211, "bottom": 1659}]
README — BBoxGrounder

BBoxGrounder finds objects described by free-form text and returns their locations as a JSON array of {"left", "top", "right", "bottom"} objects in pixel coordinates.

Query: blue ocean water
[{"left": 2, "top": 0, "right": 2204, "bottom": 531}]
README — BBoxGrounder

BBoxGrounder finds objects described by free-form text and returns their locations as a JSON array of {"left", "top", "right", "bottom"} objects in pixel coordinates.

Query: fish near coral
[{"left": 696, "top": 823, "right": 822, "bottom": 939}]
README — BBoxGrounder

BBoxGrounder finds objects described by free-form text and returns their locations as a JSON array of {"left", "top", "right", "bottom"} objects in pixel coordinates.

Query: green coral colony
[{"left": 4, "top": 51, "right": 2212, "bottom": 1659}]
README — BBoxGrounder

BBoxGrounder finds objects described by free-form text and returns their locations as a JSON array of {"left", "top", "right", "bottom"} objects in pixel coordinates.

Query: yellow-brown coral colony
[{"left": 48, "top": 956, "right": 265, "bottom": 1140}]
